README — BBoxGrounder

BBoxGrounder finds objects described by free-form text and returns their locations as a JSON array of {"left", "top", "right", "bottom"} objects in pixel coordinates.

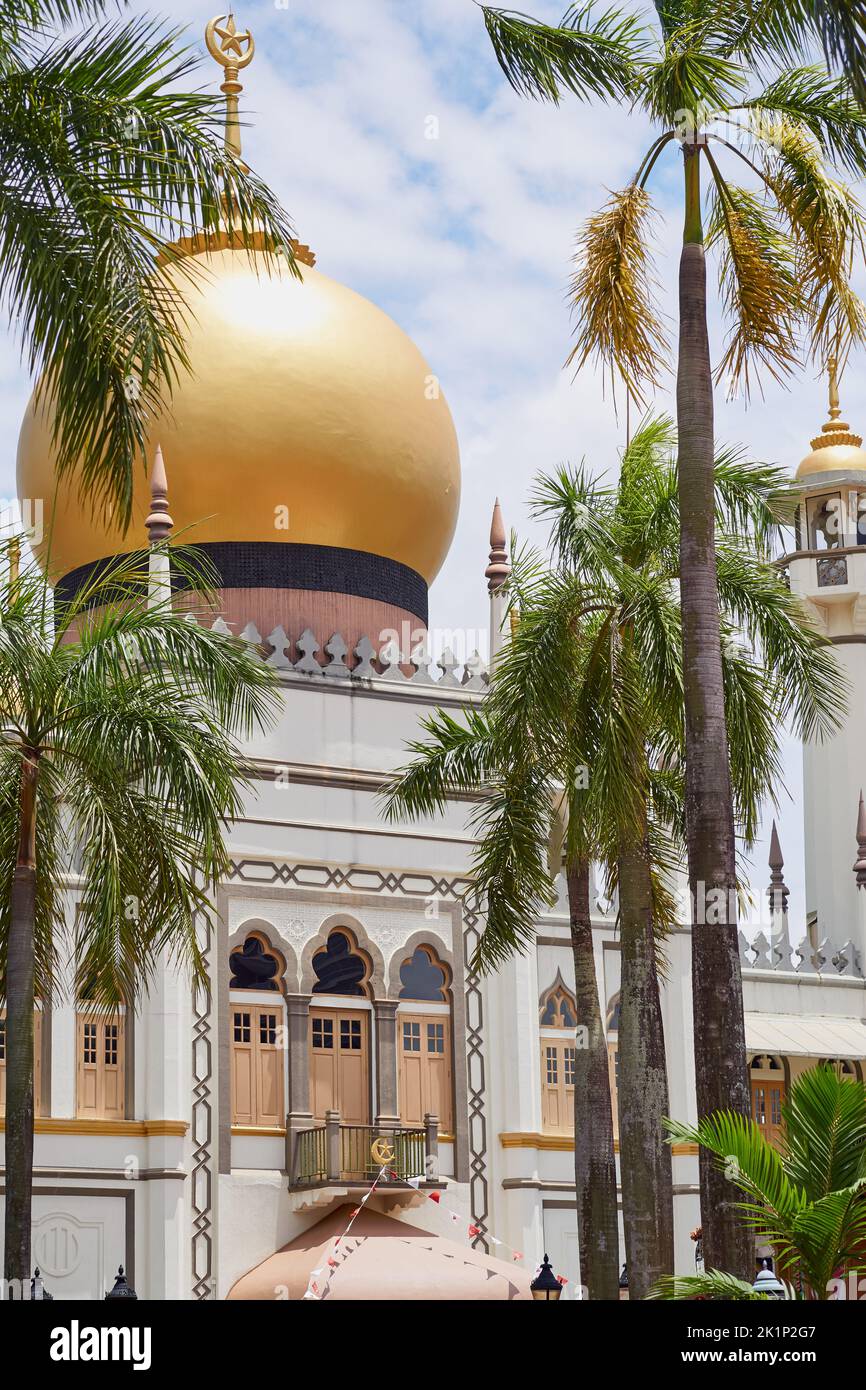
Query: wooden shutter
[
  {"left": 256, "top": 1009, "right": 282, "bottom": 1127},
  {"left": 338, "top": 1013, "right": 369, "bottom": 1124},
  {"left": 399, "top": 1014, "right": 453, "bottom": 1132},
  {"left": 424, "top": 1018, "right": 452, "bottom": 1132},
  {"left": 231, "top": 1005, "right": 284, "bottom": 1127},
  {"left": 541, "top": 1040, "right": 576, "bottom": 1135},
  {"left": 76, "top": 1014, "right": 125, "bottom": 1120},
  {"left": 309, "top": 1009, "right": 370, "bottom": 1124},
  {"left": 231, "top": 1009, "right": 254, "bottom": 1126},
  {"left": 310, "top": 1011, "right": 337, "bottom": 1122},
  {"left": 0, "top": 1012, "right": 44, "bottom": 1118}
]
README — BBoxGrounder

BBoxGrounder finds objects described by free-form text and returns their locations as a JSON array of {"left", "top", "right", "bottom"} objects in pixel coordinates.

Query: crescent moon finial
[{"left": 206, "top": 14, "right": 255, "bottom": 159}]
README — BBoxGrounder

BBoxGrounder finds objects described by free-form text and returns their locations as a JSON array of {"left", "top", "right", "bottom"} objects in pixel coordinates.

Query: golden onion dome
[
  {"left": 17, "top": 14, "right": 460, "bottom": 627},
  {"left": 17, "top": 248, "right": 460, "bottom": 589},
  {"left": 797, "top": 357, "right": 866, "bottom": 478}
]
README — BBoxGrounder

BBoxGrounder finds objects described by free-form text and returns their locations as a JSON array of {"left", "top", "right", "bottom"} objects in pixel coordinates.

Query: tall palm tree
[
  {"left": 651, "top": 1064, "right": 866, "bottom": 1300},
  {"left": 383, "top": 419, "right": 843, "bottom": 1297},
  {"left": 0, "top": 1, "right": 296, "bottom": 527},
  {"left": 479, "top": 0, "right": 866, "bottom": 1274},
  {"left": 0, "top": 542, "right": 280, "bottom": 1289}
]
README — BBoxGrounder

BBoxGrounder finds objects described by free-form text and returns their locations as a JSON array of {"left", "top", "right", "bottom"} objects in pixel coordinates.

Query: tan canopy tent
[{"left": 227, "top": 1202, "right": 534, "bottom": 1301}]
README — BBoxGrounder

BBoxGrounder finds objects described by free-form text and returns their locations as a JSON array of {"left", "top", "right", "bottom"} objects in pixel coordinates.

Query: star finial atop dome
[{"left": 206, "top": 13, "right": 255, "bottom": 160}]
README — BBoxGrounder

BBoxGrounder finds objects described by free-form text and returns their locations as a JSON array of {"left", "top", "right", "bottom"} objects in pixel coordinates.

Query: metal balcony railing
[{"left": 290, "top": 1111, "right": 439, "bottom": 1189}]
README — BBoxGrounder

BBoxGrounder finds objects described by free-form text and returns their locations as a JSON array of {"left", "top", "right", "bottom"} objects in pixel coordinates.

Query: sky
[{"left": 2, "top": 0, "right": 858, "bottom": 937}]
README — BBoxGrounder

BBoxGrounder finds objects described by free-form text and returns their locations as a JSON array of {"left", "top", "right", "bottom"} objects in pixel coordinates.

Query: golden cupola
[
  {"left": 16, "top": 14, "right": 460, "bottom": 645},
  {"left": 797, "top": 356, "right": 866, "bottom": 479}
]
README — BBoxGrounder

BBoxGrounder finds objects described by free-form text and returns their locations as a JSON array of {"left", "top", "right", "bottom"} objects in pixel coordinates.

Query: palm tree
[
  {"left": 0, "top": 2, "right": 296, "bottom": 527},
  {"left": 0, "top": 541, "right": 280, "bottom": 1289},
  {"left": 383, "top": 419, "right": 843, "bottom": 1297},
  {"left": 651, "top": 1064, "right": 866, "bottom": 1299},
  {"left": 479, "top": 0, "right": 866, "bottom": 1274}
]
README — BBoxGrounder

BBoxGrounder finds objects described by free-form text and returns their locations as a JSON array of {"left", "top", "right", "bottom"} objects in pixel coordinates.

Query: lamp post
[
  {"left": 530, "top": 1254, "right": 562, "bottom": 1301},
  {"left": 753, "top": 1259, "right": 787, "bottom": 1300},
  {"left": 31, "top": 1267, "right": 53, "bottom": 1301},
  {"left": 105, "top": 1266, "right": 138, "bottom": 1300}
]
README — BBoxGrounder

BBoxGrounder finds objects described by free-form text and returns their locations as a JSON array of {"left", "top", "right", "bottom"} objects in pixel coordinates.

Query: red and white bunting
[{"left": 303, "top": 1165, "right": 571, "bottom": 1299}]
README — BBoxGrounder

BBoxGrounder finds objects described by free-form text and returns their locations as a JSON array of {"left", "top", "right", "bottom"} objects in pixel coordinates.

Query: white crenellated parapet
[
  {"left": 738, "top": 928, "right": 863, "bottom": 978},
  {"left": 204, "top": 616, "right": 491, "bottom": 691}
]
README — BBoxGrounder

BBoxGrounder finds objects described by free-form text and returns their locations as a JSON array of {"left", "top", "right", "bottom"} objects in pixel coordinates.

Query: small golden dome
[
  {"left": 17, "top": 248, "right": 460, "bottom": 585},
  {"left": 797, "top": 358, "right": 866, "bottom": 478}
]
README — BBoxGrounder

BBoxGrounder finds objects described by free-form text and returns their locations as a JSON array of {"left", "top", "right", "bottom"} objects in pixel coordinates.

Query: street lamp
[
  {"left": 105, "top": 1265, "right": 138, "bottom": 1300},
  {"left": 31, "top": 1267, "right": 53, "bottom": 1301},
  {"left": 530, "top": 1254, "right": 562, "bottom": 1301},
  {"left": 753, "top": 1259, "right": 787, "bottom": 1300}
]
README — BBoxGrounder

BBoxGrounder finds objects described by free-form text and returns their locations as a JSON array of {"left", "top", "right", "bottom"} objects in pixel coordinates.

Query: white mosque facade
[{"left": 2, "top": 16, "right": 866, "bottom": 1302}]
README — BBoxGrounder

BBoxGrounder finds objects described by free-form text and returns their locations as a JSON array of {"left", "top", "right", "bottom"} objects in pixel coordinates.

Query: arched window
[
  {"left": 749, "top": 1055, "right": 786, "bottom": 1149},
  {"left": 230, "top": 932, "right": 285, "bottom": 991},
  {"left": 312, "top": 929, "right": 371, "bottom": 997},
  {"left": 397, "top": 944, "right": 453, "bottom": 1133},
  {"left": 539, "top": 973, "right": 578, "bottom": 1029},
  {"left": 229, "top": 931, "right": 286, "bottom": 1128},
  {"left": 818, "top": 1057, "right": 860, "bottom": 1079},
  {"left": 399, "top": 945, "right": 449, "bottom": 1002}
]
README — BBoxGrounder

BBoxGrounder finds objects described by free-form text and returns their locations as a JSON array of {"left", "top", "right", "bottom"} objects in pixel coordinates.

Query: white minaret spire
[
  {"left": 767, "top": 820, "right": 789, "bottom": 958},
  {"left": 787, "top": 367, "right": 866, "bottom": 955},
  {"left": 146, "top": 443, "right": 173, "bottom": 610},
  {"left": 485, "top": 497, "right": 510, "bottom": 663}
]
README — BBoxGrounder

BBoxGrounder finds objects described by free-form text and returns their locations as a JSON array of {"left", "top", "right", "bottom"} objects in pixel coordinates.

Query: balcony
[{"left": 289, "top": 1111, "right": 443, "bottom": 1195}]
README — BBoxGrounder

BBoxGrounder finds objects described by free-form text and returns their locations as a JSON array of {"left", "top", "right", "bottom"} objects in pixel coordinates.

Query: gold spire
[
  {"left": 808, "top": 355, "right": 862, "bottom": 454},
  {"left": 202, "top": 13, "right": 317, "bottom": 269},
  {"left": 206, "top": 13, "right": 255, "bottom": 161},
  {"left": 797, "top": 356, "right": 866, "bottom": 478}
]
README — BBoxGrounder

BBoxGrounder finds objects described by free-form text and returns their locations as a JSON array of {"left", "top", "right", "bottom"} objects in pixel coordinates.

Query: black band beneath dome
[{"left": 56, "top": 541, "right": 429, "bottom": 624}]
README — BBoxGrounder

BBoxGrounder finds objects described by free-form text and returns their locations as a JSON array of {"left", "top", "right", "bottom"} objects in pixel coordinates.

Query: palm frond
[
  {"left": 480, "top": 3, "right": 645, "bottom": 104},
  {"left": 705, "top": 170, "right": 802, "bottom": 395},
  {"left": 648, "top": 1269, "right": 774, "bottom": 1300},
  {"left": 566, "top": 183, "right": 669, "bottom": 401},
  {"left": 741, "top": 66, "right": 866, "bottom": 176}
]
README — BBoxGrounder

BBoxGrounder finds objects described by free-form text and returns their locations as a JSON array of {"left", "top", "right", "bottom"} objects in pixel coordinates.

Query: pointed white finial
[
  {"left": 145, "top": 444, "right": 173, "bottom": 545},
  {"left": 485, "top": 498, "right": 510, "bottom": 593}
]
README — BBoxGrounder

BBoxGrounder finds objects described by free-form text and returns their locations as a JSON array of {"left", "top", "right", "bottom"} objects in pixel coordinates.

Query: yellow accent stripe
[
  {"left": 231, "top": 1125, "right": 286, "bottom": 1137},
  {"left": 0, "top": 1118, "right": 188, "bottom": 1137},
  {"left": 499, "top": 1131, "right": 698, "bottom": 1156}
]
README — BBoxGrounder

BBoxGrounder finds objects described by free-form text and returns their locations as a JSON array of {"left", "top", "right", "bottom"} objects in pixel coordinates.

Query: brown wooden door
[
  {"left": 541, "top": 1039, "right": 575, "bottom": 1134},
  {"left": 751, "top": 1078, "right": 785, "bottom": 1149},
  {"left": 309, "top": 1008, "right": 370, "bottom": 1123},
  {"left": 231, "top": 1004, "right": 284, "bottom": 1127},
  {"left": 399, "top": 1013, "right": 453, "bottom": 1131},
  {"left": 76, "top": 1014, "right": 124, "bottom": 1120},
  {"left": 0, "top": 1011, "right": 42, "bottom": 1117}
]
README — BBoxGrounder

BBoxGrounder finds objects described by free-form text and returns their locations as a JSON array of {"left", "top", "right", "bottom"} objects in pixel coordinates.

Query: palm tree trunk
[
  {"left": 617, "top": 832, "right": 673, "bottom": 1299},
  {"left": 565, "top": 860, "right": 619, "bottom": 1299},
  {"left": 4, "top": 754, "right": 38, "bottom": 1293},
  {"left": 676, "top": 142, "right": 751, "bottom": 1278}
]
